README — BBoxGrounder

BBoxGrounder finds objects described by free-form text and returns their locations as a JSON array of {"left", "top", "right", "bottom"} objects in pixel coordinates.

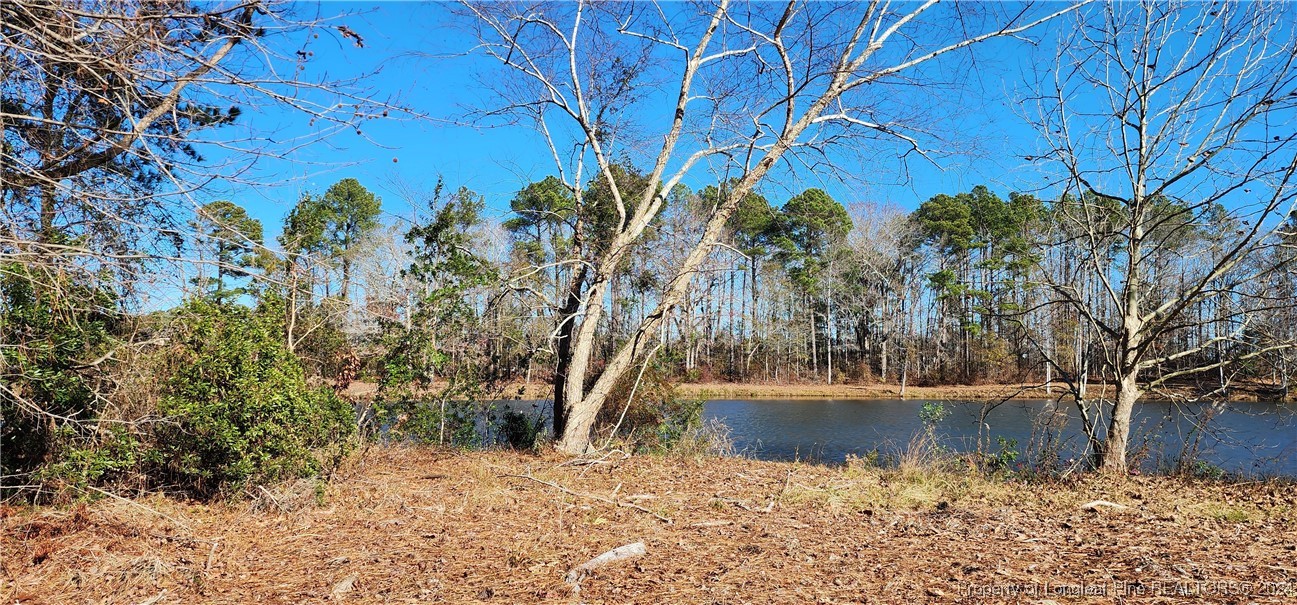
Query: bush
[
  {"left": 154, "top": 298, "right": 355, "bottom": 497},
  {"left": 0, "top": 263, "right": 118, "bottom": 490},
  {"left": 37, "top": 425, "right": 145, "bottom": 493},
  {"left": 597, "top": 359, "right": 710, "bottom": 453},
  {"left": 496, "top": 409, "right": 544, "bottom": 450}
]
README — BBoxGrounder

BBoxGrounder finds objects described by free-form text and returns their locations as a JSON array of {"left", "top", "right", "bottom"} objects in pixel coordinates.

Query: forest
[{"left": 4, "top": 0, "right": 1297, "bottom": 503}]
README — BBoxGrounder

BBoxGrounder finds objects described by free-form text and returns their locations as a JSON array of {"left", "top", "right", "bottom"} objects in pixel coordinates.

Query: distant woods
[{"left": 271, "top": 175, "right": 1295, "bottom": 398}]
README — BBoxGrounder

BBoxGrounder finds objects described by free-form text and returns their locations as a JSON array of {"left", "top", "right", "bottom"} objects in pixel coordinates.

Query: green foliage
[
  {"left": 582, "top": 162, "right": 655, "bottom": 253},
  {"left": 371, "top": 182, "right": 499, "bottom": 446},
  {"left": 771, "top": 188, "right": 852, "bottom": 292},
  {"left": 505, "top": 177, "right": 574, "bottom": 238},
  {"left": 1185, "top": 459, "right": 1226, "bottom": 481},
  {"left": 404, "top": 186, "right": 498, "bottom": 305},
  {"left": 37, "top": 425, "right": 143, "bottom": 492},
  {"left": 279, "top": 178, "right": 382, "bottom": 301},
  {"left": 986, "top": 436, "right": 1020, "bottom": 474},
  {"left": 915, "top": 193, "right": 975, "bottom": 253},
  {"left": 918, "top": 401, "right": 950, "bottom": 430},
  {"left": 373, "top": 375, "right": 485, "bottom": 447},
  {"left": 156, "top": 298, "right": 355, "bottom": 497},
  {"left": 280, "top": 178, "right": 381, "bottom": 257},
  {"left": 1, "top": 263, "right": 118, "bottom": 483},
  {"left": 497, "top": 409, "right": 545, "bottom": 450},
  {"left": 192, "top": 200, "right": 266, "bottom": 302}
]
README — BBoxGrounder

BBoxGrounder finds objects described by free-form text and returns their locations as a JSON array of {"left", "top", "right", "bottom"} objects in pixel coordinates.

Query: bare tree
[
  {"left": 1024, "top": 0, "right": 1297, "bottom": 474},
  {"left": 461, "top": 0, "right": 1080, "bottom": 453}
]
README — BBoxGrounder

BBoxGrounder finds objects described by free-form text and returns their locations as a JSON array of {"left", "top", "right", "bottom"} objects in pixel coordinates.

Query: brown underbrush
[{"left": 3, "top": 447, "right": 1295, "bottom": 604}]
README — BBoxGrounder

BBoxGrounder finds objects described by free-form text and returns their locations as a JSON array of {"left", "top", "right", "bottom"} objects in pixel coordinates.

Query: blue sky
[{"left": 203, "top": 2, "right": 1059, "bottom": 241}]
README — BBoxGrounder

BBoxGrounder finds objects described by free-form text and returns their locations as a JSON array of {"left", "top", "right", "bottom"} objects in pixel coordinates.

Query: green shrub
[
  {"left": 155, "top": 298, "right": 355, "bottom": 497},
  {"left": 0, "top": 262, "right": 118, "bottom": 489},
  {"left": 986, "top": 436, "right": 1020, "bottom": 474},
  {"left": 38, "top": 425, "right": 145, "bottom": 493},
  {"left": 496, "top": 409, "right": 544, "bottom": 450}
]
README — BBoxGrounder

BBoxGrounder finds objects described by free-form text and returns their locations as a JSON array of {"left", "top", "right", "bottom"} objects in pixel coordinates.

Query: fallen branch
[
  {"left": 504, "top": 473, "right": 672, "bottom": 523},
  {"left": 565, "top": 541, "right": 647, "bottom": 587},
  {"left": 1080, "top": 500, "right": 1129, "bottom": 511},
  {"left": 558, "top": 449, "right": 631, "bottom": 468},
  {"left": 715, "top": 495, "right": 770, "bottom": 514}
]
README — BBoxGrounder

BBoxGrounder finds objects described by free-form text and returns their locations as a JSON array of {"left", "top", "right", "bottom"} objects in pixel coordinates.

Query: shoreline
[
  {"left": 459, "top": 380, "right": 1292, "bottom": 403},
  {"left": 344, "top": 380, "right": 1294, "bottom": 403}
]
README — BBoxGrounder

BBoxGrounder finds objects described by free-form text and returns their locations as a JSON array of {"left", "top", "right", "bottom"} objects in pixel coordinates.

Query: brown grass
[{"left": 3, "top": 447, "right": 1295, "bottom": 604}]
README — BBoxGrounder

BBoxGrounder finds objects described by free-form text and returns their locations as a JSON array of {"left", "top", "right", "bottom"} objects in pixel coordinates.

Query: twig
[
  {"left": 255, "top": 485, "right": 286, "bottom": 513},
  {"left": 1080, "top": 499, "right": 1129, "bottom": 511},
  {"left": 505, "top": 473, "right": 672, "bottom": 524},
  {"left": 773, "top": 469, "right": 793, "bottom": 511},
  {"left": 689, "top": 520, "right": 733, "bottom": 528},
  {"left": 204, "top": 541, "right": 219, "bottom": 573},
  {"left": 136, "top": 589, "right": 168, "bottom": 605},
  {"left": 715, "top": 495, "right": 768, "bottom": 514}
]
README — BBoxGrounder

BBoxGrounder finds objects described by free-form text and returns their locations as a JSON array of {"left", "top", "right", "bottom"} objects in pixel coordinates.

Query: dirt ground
[{"left": 3, "top": 448, "right": 1295, "bottom": 604}]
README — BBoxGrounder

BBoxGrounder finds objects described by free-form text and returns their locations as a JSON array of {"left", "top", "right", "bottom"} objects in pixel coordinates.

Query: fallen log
[
  {"left": 1079, "top": 500, "right": 1129, "bottom": 511},
  {"left": 565, "top": 542, "right": 647, "bottom": 587}
]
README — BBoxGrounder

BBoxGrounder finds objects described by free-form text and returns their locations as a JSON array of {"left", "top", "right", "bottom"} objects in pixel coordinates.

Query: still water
[{"left": 702, "top": 399, "right": 1297, "bottom": 477}]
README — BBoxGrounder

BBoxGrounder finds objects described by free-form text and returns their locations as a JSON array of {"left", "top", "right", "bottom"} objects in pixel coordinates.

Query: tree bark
[{"left": 1100, "top": 368, "right": 1141, "bottom": 474}]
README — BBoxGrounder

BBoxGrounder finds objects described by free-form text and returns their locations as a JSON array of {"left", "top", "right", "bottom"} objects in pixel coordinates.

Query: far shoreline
[
  {"left": 674, "top": 381, "right": 1293, "bottom": 403},
  {"left": 354, "top": 380, "right": 1293, "bottom": 403}
]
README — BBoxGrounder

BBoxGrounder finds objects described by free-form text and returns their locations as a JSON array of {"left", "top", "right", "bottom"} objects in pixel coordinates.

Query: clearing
[{"left": 3, "top": 448, "right": 1295, "bottom": 604}]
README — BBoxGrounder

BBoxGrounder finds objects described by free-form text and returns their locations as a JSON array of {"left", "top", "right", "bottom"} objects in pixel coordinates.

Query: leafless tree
[
  {"left": 1024, "top": 0, "right": 1297, "bottom": 474},
  {"left": 461, "top": 0, "right": 1081, "bottom": 453}
]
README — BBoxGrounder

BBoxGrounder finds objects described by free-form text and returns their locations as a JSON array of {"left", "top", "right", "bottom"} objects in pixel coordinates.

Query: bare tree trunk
[
  {"left": 1101, "top": 367, "right": 1141, "bottom": 474},
  {"left": 465, "top": 1, "right": 1082, "bottom": 454},
  {"left": 552, "top": 265, "right": 588, "bottom": 438},
  {"left": 809, "top": 300, "right": 818, "bottom": 379}
]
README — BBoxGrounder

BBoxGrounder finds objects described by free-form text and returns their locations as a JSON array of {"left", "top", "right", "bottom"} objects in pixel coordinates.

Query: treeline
[
  {"left": 226, "top": 174, "right": 1297, "bottom": 398},
  {"left": 8, "top": 168, "right": 1296, "bottom": 497}
]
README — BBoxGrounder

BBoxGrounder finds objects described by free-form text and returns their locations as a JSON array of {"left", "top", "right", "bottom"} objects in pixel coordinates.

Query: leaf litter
[{"left": 2, "top": 447, "right": 1295, "bottom": 604}]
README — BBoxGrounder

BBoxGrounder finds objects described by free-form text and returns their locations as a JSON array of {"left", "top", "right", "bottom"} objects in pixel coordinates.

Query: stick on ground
[{"left": 565, "top": 542, "right": 647, "bottom": 585}]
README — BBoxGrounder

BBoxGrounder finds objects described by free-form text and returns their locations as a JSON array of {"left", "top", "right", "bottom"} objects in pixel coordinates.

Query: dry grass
[{"left": 3, "top": 447, "right": 1296, "bottom": 604}]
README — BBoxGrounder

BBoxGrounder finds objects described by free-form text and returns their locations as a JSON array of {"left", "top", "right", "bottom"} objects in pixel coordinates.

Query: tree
[
  {"left": 772, "top": 189, "right": 852, "bottom": 382},
  {"left": 193, "top": 200, "right": 265, "bottom": 303},
  {"left": 914, "top": 186, "right": 1045, "bottom": 381},
  {"left": 1, "top": 0, "right": 394, "bottom": 484},
  {"left": 2, "top": 1, "right": 389, "bottom": 273},
  {"left": 377, "top": 185, "right": 499, "bottom": 445},
  {"left": 281, "top": 179, "right": 382, "bottom": 301},
  {"left": 1024, "top": 1, "right": 1297, "bottom": 474},
  {"left": 321, "top": 179, "right": 383, "bottom": 301},
  {"left": 463, "top": 0, "right": 1079, "bottom": 453}
]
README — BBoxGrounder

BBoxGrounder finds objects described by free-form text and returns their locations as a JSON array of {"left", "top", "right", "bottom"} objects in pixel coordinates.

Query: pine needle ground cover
[{"left": 3, "top": 448, "right": 1295, "bottom": 604}]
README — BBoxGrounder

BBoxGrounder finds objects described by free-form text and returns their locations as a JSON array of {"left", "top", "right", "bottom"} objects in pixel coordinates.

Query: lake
[{"left": 702, "top": 398, "right": 1297, "bottom": 477}]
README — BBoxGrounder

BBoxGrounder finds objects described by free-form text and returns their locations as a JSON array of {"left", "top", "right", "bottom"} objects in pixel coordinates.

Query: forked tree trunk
[{"left": 541, "top": 2, "right": 1078, "bottom": 454}]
